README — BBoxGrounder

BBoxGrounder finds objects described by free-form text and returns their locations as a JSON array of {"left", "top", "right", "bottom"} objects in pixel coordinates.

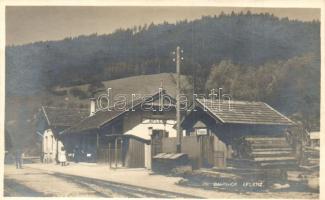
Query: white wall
[
  {"left": 124, "top": 119, "right": 177, "bottom": 140},
  {"left": 42, "top": 129, "right": 58, "bottom": 163},
  {"left": 144, "top": 144, "right": 151, "bottom": 169}
]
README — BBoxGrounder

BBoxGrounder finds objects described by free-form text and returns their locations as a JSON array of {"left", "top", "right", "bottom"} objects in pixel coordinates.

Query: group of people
[
  {"left": 73, "top": 146, "right": 83, "bottom": 163},
  {"left": 58, "top": 146, "right": 83, "bottom": 165},
  {"left": 15, "top": 146, "right": 84, "bottom": 169}
]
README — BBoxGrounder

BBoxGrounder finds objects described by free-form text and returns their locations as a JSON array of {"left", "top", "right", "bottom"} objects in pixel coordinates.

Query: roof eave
[
  {"left": 60, "top": 127, "right": 98, "bottom": 135},
  {"left": 98, "top": 91, "right": 163, "bottom": 128},
  {"left": 195, "top": 99, "right": 225, "bottom": 123},
  {"left": 41, "top": 106, "right": 51, "bottom": 126},
  {"left": 222, "top": 121, "right": 295, "bottom": 126},
  {"left": 263, "top": 103, "right": 296, "bottom": 125}
]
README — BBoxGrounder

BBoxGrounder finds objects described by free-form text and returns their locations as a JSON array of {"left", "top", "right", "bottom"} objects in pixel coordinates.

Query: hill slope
[{"left": 6, "top": 13, "right": 320, "bottom": 95}]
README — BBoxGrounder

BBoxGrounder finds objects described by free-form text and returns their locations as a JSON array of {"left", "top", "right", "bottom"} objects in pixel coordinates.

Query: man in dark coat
[
  {"left": 15, "top": 149, "right": 23, "bottom": 169},
  {"left": 73, "top": 146, "right": 80, "bottom": 163}
]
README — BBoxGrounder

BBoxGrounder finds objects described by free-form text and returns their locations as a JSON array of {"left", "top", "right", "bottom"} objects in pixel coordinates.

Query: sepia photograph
[{"left": 2, "top": 1, "right": 323, "bottom": 198}]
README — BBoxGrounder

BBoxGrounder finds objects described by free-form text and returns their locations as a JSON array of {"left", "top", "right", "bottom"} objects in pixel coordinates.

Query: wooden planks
[
  {"left": 239, "top": 135, "right": 297, "bottom": 169},
  {"left": 126, "top": 138, "right": 145, "bottom": 168}
]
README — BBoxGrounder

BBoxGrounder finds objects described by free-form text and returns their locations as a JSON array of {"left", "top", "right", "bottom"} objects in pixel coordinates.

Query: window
[
  {"left": 45, "top": 136, "right": 48, "bottom": 152},
  {"left": 51, "top": 135, "right": 54, "bottom": 152},
  {"left": 152, "top": 129, "right": 169, "bottom": 138},
  {"left": 151, "top": 110, "right": 164, "bottom": 116}
]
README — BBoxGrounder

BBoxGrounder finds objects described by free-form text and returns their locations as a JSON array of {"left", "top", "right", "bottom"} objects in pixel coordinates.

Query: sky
[{"left": 6, "top": 6, "right": 320, "bottom": 46}]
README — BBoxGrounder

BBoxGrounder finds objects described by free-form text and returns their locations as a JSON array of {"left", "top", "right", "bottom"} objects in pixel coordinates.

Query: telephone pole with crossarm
[{"left": 172, "top": 46, "right": 184, "bottom": 153}]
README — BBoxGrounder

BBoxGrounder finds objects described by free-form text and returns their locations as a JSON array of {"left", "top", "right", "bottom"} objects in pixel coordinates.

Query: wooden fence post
[
  {"left": 108, "top": 143, "right": 111, "bottom": 168},
  {"left": 120, "top": 139, "right": 123, "bottom": 167},
  {"left": 115, "top": 137, "right": 118, "bottom": 168}
]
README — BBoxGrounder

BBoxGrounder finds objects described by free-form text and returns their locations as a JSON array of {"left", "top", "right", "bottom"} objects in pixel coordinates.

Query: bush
[
  {"left": 50, "top": 89, "right": 67, "bottom": 96},
  {"left": 69, "top": 88, "right": 89, "bottom": 99}
]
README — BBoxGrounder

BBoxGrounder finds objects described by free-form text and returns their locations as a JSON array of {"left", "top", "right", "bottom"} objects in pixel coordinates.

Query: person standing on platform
[
  {"left": 58, "top": 147, "right": 67, "bottom": 166},
  {"left": 15, "top": 148, "right": 23, "bottom": 169}
]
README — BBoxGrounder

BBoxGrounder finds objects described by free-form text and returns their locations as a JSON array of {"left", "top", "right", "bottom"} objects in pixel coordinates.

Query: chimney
[{"left": 89, "top": 98, "right": 96, "bottom": 116}]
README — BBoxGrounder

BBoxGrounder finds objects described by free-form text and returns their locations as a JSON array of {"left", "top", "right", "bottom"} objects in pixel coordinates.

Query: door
[
  {"left": 213, "top": 136, "right": 227, "bottom": 168},
  {"left": 151, "top": 130, "right": 164, "bottom": 156},
  {"left": 198, "top": 135, "right": 214, "bottom": 168},
  {"left": 126, "top": 138, "right": 145, "bottom": 168}
]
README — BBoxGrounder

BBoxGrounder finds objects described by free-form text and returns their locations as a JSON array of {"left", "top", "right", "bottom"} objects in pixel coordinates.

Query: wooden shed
[{"left": 180, "top": 98, "right": 296, "bottom": 169}]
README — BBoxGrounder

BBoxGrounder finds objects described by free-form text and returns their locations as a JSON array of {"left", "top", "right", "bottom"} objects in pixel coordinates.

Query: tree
[
  {"left": 70, "top": 88, "right": 89, "bottom": 99},
  {"left": 205, "top": 60, "right": 240, "bottom": 94},
  {"left": 88, "top": 80, "right": 105, "bottom": 97},
  {"left": 204, "top": 54, "right": 320, "bottom": 130}
]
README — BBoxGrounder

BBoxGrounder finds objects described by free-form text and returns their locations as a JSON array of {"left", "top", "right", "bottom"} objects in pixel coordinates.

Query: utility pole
[{"left": 173, "top": 46, "right": 183, "bottom": 153}]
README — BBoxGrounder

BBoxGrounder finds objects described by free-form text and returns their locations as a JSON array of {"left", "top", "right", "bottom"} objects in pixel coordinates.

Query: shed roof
[
  {"left": 62, "top": 90, "right": 175, "bottom": 134},
  {"left": 63, "top": 98, "right": 144, "bottom": 134},
  {"left": 41, "top": 106, "right": 89, "bottom": 127},
  {"left": 104, "top": 134, "right": 151, "bottom": 144},
  {"left": 196, "top": 99, "right": 295, "bottom": 126}
]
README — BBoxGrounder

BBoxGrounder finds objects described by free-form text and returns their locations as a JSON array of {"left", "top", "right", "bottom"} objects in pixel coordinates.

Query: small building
[
  {"left": 60, "top": 90, "right": 178, "bottom": 167},
  {"left": 36, "top": 106, "right": 89, "bottom": 163},
  {"left": 179, "top": 98, "right": 296, "bottom": 168}
]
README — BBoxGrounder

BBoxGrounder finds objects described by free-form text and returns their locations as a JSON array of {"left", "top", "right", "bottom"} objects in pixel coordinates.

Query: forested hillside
[
  {"left": 6, "top": 12, "right": 320, "bottom": 132},
  {"left": 205, "top": 54, "right": 320, "bottom": 130},
  {"left": 6, "top": 12, "right": 319, "bottom": 93}
]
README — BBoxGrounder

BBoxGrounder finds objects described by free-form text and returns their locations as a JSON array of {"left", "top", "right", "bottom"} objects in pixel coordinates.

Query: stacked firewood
[{"left": 243, "top": 136, "right": 297, "bottom": 168}]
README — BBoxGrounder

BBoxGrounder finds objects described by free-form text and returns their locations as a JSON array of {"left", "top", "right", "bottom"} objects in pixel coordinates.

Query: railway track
[
  {"left": 4, "top": 166, "right": 201, "bottom": 198},
  {"left": 54, "top": 172, "right": 201, "bottom": 198}
]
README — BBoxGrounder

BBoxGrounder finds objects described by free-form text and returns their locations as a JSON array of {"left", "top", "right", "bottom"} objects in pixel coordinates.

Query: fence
[
  {"left": 97, "top": 146, "right": 123, "bottom": 168},
  {"left": 97, "top": 136, "right": 147, "bottom": 168}
]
